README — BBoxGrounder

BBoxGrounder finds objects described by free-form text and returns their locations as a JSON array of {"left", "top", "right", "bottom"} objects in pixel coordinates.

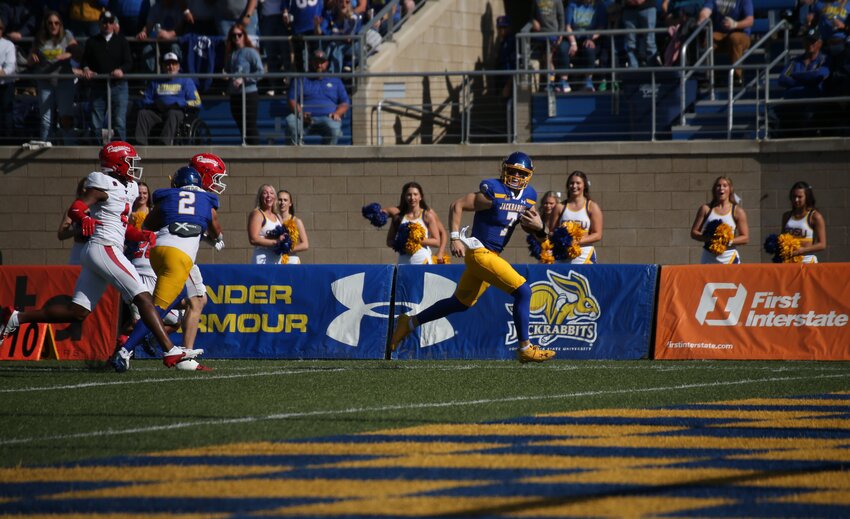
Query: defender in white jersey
[
  {"left": 781, "top": 181, "right": 826, "bottom": 263},
  {"left": 690, "top": 176, "right": 750, "bottom": 264},
  {"left": 0, "top": 142, "right": 187, "bottom": 368},
  {"left": 386, "top": 182, "right": 442, "bottom": 265}
]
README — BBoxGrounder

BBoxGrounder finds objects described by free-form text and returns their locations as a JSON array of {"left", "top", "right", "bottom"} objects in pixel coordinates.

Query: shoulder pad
[{"left": 479, "top": 179, "right": 498, "bottom": 200}]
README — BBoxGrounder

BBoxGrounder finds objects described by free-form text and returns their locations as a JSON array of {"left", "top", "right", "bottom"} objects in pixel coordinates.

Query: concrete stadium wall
[{"left": 0, "top": 140, "right": 848, "bottom": 266}]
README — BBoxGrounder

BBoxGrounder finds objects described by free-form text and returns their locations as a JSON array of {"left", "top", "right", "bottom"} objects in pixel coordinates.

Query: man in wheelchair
[{"left": 134, "top": 52, "right": 201, "bottom": 145}]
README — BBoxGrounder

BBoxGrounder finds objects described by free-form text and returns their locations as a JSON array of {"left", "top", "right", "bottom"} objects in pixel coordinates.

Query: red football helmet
[
  {"left": 100, "top": 141, "right": 142, "bottom": 181},
  {"left": 189, "top": 153, "right": 227, "bottom": 194}
]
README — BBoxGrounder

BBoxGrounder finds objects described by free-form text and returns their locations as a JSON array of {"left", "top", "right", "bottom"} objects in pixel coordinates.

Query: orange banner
[
  {"left": 655, "top": 264, "right": 850, "bottom": 360},
  {"left": 0, "top": 266, "right": 119, "bottom": 361}
]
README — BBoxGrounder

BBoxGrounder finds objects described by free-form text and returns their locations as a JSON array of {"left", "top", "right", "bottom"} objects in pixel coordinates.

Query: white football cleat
[
  {"left": 180, "top": 346, "right": 205, "bottom": 359},
  {"left": 176, "top": 359, "right": 212, "bottom": 371}
]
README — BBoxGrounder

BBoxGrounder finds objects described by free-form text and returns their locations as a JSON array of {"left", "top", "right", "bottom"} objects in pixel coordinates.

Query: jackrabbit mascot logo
[{"left": 505, "top": 270, "right": 601, "bottom": 348}]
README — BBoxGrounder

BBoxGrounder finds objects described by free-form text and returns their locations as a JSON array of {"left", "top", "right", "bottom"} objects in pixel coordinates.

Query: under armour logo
[{"left": 326, "top": 272, "right": 456, "bottom": 347}]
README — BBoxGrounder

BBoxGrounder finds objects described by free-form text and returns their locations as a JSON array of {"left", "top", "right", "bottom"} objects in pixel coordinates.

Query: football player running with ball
[
  {"left": 112, "top": 156, "right": 225, "bottom": 372},
  {"left": 0, "top": 142, "right": 188, "bottom": 367},
  {"left": 390, "top": 151, "right": 556, "bottom": 363}
]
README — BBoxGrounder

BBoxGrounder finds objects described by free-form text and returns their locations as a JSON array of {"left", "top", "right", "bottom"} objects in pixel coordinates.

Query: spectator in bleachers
[
  {"left": 224, "top": 22, "right": 263, "bottom": 145},
  {"left": 259, "top": 0, "right": 293, "bottom": 93},
  {"left": 217, "top": 0, "right": 259, "bottom": 39},
  {"left": 285, "top": 48, "right": 349, "bottom": 144},
  {"left": 661, "top": 0, "right": 702, "bottom": 65},
  {"left": 182, "top": 0, "right": 218, "bottom": 36},
  {"left": 0, "top": 17, "right": 15, "bottom": 142},
  {"left": 324, "top": 0, "right": 362, "bottom": 73},
  {"left": 0, "top": 0, "right": 36, "bottom": 44},
  {"left": 81, "top": 10, "right": 133, "bottom": 142},
  {"left": 776, "top": 26, "right": 829, "bottom": 134},
  {"left": 68, "top": 0, "right": 107, "bottom": 38},
  {"left": 134, "top": 52, "right": 201, "bottom": 145},
  {"left": 284, "top": 0, "right": 324, "bottom": 72},
  {"left": 371, "top": 0, "right": 403, "bottom": 35},
  {"left": 807, "top": 0, "right": 849, "bottom": 57},
  {"left": 28, "top": 10, "right": 80, "bottom": 146},
  {"left": 622, "top": 0, "right": 660, "bottom": 68},
  {"left": 566, "top": 0, "right": 608, "bottom": 91},
  {"left": 108, "top": 0, "right": 151, "bottom": 36},
  {"left": 698, "top": 0, "right": 754, "bottom": 86},
  {"left": 531, "top": 0, "right": 570, "bottom": 92},
  {"left": 495, "top": 15, "right": 517, "bottom": 101},
  {"left": 135, "top": 0, "right": 183, "bottom": 75}
]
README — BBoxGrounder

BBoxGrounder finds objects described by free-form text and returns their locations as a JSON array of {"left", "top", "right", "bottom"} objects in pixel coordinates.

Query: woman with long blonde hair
[
  {"left": 690, "top": 175, "right": 749, "bottom": 264},
  {"left": 247, "top": 184, "right": 284, "bottom": 264}
]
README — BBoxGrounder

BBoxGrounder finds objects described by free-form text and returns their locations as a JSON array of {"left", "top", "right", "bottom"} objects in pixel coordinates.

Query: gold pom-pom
[
  {"left": 405, "top": 222, "right": 426, "bottom": 255},
  {"left": 777, "top": 233, "right": 803, "bottom": 263},
  {"left": 432, "top": 254, "right": 451, "bottom": 264},
  {"left": 708, "top": 223, "right": 734, "bottom": 255},
  {"left": 284, "top": 219, "right": 299, "bottom": 246},
  {"left": 565, "top": 222, "right": 586, "bottom": 260},
  {"left": 539, "top": 239, "right": 555, "bottom": 264}
]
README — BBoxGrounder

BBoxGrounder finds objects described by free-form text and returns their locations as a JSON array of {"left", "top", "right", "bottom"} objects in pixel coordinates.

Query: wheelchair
[{"left": 175, "top": 107, "right": 211, "bottom": 146}]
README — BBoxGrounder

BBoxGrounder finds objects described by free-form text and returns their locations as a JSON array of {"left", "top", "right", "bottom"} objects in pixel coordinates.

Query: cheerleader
[
  {"left": 386, "top": 182, "right": 443, "bottom": 264},
  {"left": 690, "top": 176, "right": 749, "bottom": 264},
  {"left": 558, "top": 171, "right": 603, "bottom": 264},
  {"left": 781, "top": 181, "right": 826, "bottom": 263}
]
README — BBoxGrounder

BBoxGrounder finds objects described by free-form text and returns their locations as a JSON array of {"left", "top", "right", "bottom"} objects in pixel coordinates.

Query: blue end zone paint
[
  {"left": 665, "top": 404, "right": 850, "bottom": 412},
  {"left": 651, "top": 427, "right": 850, "bottom": 439},
  {"left": 478, "top": 445, "right": 762, "bottom": 458},
  {"left": 278, "top": 466, "right": 585, "bottom": 480},
  {"left": 0, "top": 497, "right": 331, "bottom": 515},
  {"left": 668, "top": 503, "right": 850, "bottom": 518}
]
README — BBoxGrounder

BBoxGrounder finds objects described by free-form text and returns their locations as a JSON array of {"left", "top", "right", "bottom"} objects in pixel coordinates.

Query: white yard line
[
  {"left": 0, "top": 373, "right": 845, "bottom": 447},
  {"left": 0, "top": 368, "right": 345, "bottom": 394}
]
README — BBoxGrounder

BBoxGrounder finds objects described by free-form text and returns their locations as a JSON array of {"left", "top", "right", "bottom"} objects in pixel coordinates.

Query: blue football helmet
[
  {"left": 171, "top": 166, "right": 203, "bottom": 189},
  {"left": 501, "top": 151, "right": 534, "bottom": 190}
]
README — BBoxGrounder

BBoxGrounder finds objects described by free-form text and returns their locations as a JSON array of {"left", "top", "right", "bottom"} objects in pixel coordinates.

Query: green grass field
[{"left": 2, "top": 359, "right": 850, "bottom": 516}]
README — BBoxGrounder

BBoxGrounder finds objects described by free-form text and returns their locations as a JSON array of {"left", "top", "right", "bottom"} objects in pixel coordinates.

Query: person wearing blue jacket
[
  {"left": 134, "top": 52, "right": 201, "bottom": 145},
  {"left": 776, "top": 26, "right": 830, "bottom": 134}
]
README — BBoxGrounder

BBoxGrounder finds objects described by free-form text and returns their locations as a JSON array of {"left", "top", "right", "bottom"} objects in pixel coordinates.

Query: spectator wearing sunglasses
[{"left": 224, "top": 23, "right": 264, "bottom": 144}]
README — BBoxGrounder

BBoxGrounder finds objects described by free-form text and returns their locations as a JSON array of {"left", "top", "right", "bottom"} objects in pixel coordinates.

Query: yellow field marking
[
  {"left": 535, "top": 435, "right": 848, "bottom": 450},
  {"left": 47, "top": 478, "right": 487, "bottom": 501},
  {"left": 717, "top": 418, "right": 850, "bottom": 429},
  {"left": 747, "top": 470, "right": 850, "bottom": 489},
  {"left": 547, "top": 408, "right": 839, "bottom": 420},
  {"left": 716, "top": 398, "right": 850, "bottom": 407},
  {"left": 771, "top": 490, "right": 850, "bottom": 505},
  {"left": 511, "top": 496, "right": 734, "bottom": 518},
  {"left": 731, "top": 447, "right": 850, "bottom": 462},
  {"left": 0, "top": 465, "right": 278, "bottom": 483},
  {"left": 154, "top": 440, "right": 504, "bottom": 458},
  {"left": 329, "top": 452, "right": 695, "bottom": 471},
  {"left": 372, "top": 423, "right": 685, "bottom": 438},
  {"left": 257, "top": 495, "right": 732, "bottom": 518},
  {"left": 257, "top": 496, "right": 533, "bottom": 517},
  {"left": 523, "top": 467, "right": 756, "bottom": 486}
]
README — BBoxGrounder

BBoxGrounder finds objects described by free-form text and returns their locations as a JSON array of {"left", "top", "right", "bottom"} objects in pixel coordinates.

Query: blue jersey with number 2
[
  {"left": 471, "top": 179, "right": 537, "bottom": 254},
  {"left": 152, "top": 188, "right": 219, "bottom": 233}
]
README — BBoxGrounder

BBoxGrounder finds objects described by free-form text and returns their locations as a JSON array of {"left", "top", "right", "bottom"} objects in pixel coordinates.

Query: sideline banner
[
  {"left": 654, "top": 264, "right": 850, "bottom": 360},
  {"left": 188, "top": 264, "right": 394, "bottom": 359},
  {"left": 0, "top": 266, "right": 119, "bottom": 361},
  {"left": 393, "top": 264, "right": 657, "bottom": 360}
]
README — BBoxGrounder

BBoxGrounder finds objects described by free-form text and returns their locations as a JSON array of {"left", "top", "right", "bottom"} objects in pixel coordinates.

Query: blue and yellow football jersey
[
  {"left": 471, "top": 179, "right": 537, "bottom": 253},
  {"left": 152, "top": 188, "right": 219, "bottom": 232}
]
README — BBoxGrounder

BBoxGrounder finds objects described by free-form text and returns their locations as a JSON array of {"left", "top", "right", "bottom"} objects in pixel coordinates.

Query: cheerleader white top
[
  {"left": 397, "top": 211, "right": 432, "bottom": 265},
  {"left": 700, "top": 204, "right": 740, "bottom": 264},
  {"left": 558, "top": 200, "right": 597, "bottom": 264},
  {"left": 252, "top": 210, "right": 283, "bottom": 264},
  {"left": 783, "top": 210, "right": 818, "bottom": 263}
]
